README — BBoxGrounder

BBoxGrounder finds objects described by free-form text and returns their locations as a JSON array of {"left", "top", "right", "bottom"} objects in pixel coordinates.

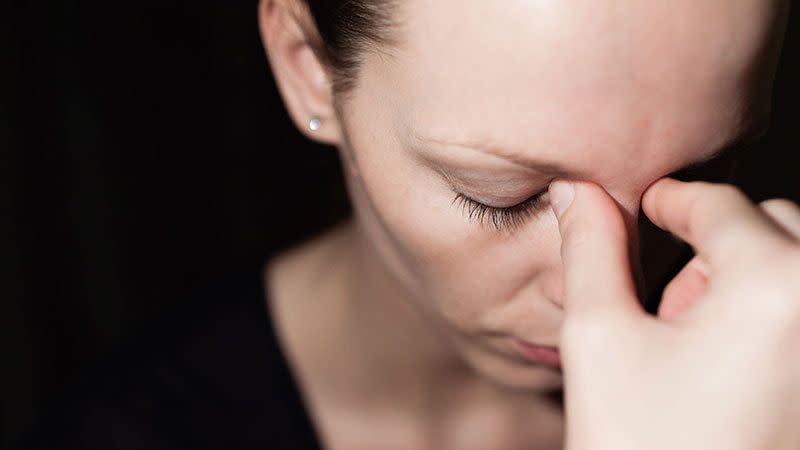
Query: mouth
[{"left": 511, "top": 338, "right": 561, "bottom": 370}]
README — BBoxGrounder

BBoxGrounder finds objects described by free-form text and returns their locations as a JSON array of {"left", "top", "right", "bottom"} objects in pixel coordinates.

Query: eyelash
[{"left": 452, "top": 191, "right": 550, "bottom": 232}]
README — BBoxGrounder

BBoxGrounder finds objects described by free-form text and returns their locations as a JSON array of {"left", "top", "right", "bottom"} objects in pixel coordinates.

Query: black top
[
  {"left": 18, "top": 247, "right": 689, "bottom": 450},
  {"left": 20, "top": 266, "right": 324, "bottom": 450}
]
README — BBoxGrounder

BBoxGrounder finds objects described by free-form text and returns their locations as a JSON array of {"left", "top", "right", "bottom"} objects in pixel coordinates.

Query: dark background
[
  {"left": 1, "top": 2, "right": 352, "bottom": 445},
  {"left": 1, "top": 1, "right": 797, "bottom": 447}
]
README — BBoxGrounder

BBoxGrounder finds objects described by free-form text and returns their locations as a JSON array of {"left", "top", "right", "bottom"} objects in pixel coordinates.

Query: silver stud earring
[{"left": 309, "top": 117, "right": 321, "bottom": 131}]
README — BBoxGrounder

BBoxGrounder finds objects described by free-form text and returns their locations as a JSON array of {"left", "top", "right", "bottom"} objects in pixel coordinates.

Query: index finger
[
  {"left": 551, "top": 180, "right": 644, "bottom": 320},
  {"left": 642, "top": 178, "right": 792, "bottom": 268}
]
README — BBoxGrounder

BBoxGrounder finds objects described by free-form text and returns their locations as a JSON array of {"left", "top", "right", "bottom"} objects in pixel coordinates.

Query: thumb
[{"left": 550, "top": 180, "right": 644, "bottom": 320}]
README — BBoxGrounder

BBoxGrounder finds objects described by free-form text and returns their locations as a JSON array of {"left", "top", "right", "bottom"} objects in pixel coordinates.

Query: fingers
[
  {"left": 759, "top": 198, "right": 800, "bottom": 238},
  {"left": 550, "top": 181, "right": 643, "bottom": 320},
  {"left": 656, "top": 198, "right": 800, "bottom": 322},
  {"left": 658, "top": 256, "right": 709, "bottom": 320},
  {"left": 642, "top": 178, "right": 794, "bottom": 269}
]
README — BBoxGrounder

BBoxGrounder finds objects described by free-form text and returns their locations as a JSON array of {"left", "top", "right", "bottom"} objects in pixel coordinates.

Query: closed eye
[{"left": 452, "top": 191, "right": 549, "bottom": 232}]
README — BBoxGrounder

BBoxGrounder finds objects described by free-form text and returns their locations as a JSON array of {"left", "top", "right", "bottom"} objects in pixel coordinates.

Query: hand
[{"left": 549, "top": 178, "right": 800, "bottom": 450}]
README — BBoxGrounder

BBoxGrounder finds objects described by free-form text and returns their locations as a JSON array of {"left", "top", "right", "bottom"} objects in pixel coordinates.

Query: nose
[{"left": 539, "top": 266, "right": 565, "bottom": 310}]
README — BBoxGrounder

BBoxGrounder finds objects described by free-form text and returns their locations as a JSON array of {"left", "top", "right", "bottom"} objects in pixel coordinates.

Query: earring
[{"left": 309, "top": 117, "right": 321, "bottom": 131}]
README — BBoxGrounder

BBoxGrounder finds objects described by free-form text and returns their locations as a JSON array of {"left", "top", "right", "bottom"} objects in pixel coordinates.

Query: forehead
[{"left": 372, "top": 0, "right": 773, "bottom": 185}]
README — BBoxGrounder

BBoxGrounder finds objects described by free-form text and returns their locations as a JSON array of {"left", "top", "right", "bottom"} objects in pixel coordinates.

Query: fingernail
[{"left": 549, "top": 181, "right": 574, "bottom": 219}]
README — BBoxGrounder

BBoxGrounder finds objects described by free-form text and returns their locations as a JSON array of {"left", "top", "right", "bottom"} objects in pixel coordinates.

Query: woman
[
  {"left": 19, "top": 0, "right": 797, "bottom": 449},
  {"left": 259, "top": 0, "right": 798, "bottom": 449}
]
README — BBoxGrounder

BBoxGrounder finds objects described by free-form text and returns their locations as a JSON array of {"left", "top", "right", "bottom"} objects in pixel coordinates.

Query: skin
[
  {"left": 555, "top": 179, "right": 800, "bottom": 450},
  {"left": 258, "top": 0, "right": 791, "bottom": 448}
]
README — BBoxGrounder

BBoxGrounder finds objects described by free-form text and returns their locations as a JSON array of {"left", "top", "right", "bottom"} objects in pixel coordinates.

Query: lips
[{"left": 512, "top": 338, "right": 561, "bottom": 369}]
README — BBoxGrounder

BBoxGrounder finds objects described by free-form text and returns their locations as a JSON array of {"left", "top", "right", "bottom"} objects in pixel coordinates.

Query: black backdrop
[
  {"left": 1, "top": 1, "right": 797, "bottom": 446},
  {"left": 1, "top": 2, "right": 351, "bottom": 444}
]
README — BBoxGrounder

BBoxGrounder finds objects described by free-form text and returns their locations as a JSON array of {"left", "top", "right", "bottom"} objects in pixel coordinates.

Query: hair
[{"left": 294, "top": 0, "right": 400, "bottom": 105}]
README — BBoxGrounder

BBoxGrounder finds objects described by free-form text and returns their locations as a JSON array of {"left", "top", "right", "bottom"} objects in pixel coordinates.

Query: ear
[{"left": 258, "top": 0, "right": 342, "bottom": 146}]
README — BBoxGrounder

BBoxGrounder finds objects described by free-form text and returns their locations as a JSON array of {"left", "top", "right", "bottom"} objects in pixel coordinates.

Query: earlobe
[{"left": 257, "top": 0, "right": 343, "bottom": 146}]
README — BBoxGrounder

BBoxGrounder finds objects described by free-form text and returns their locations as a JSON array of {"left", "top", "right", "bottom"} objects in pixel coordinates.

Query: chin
[{"left": 461, "top": 345, "right": 564, "bottom": 393}]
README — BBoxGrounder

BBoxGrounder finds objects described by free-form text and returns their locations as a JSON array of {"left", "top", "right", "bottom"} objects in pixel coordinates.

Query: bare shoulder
[
  {"left": 264, "top": 218, "right": 356, "bottom": 311},
  {"left": 261, "top": 218, "right": 358, "bottom": 436}
]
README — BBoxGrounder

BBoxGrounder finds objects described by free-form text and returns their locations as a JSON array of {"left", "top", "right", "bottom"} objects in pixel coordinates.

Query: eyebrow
[
  {"left": 413, "top": 121, "right": 767, "bottom": 176},
  {"left": 412, "top": 133, "right": 565, "bottom": 174}
]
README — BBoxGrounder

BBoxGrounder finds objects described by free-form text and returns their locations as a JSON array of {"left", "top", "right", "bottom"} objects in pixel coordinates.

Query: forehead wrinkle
[
  {"left": 413, "top": 117, "right": 765, "bottom": 181},
  {"left": 409, "top": 132, "right": 569, "bottom": 177},
  {"left": 386, "top": 0, "right": 775, "bottom": 187}
]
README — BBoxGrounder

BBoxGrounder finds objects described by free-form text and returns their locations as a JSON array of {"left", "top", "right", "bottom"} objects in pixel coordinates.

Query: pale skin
[{"left": 258, "top": 0, "right": 796, "bottom": 449}]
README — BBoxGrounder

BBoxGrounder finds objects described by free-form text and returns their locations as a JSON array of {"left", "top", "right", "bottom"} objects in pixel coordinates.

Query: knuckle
[
  {"left": 681, "top": 193, "right": 704, "bottom": 237},
  {"left": 758, "top": 198, "right": 800, "bottom": 244},
  {"left": 683, "top": 182, "right": 743, "bottom": 222},
  {"left": 708, "top": 183, "right": 746, "bottom": 204},
  {"left": 759, "top": 197, "right": 798, "bottom": 212}
]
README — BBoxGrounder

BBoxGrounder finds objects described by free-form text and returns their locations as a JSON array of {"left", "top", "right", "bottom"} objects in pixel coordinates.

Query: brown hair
[{"left": 294, "top": 0, "right": 400, "bottom": 104}]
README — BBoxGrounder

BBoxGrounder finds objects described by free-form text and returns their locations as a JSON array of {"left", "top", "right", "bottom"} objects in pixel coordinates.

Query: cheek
[{"left": 346, "top": 132, "right": 560, "bottom": 325}]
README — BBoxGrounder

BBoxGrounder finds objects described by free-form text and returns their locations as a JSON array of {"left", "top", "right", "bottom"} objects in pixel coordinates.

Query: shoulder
[
  {"left": 264, "top": 218, "right": 357, "bottom": 365},
  {"left": 266, "top": 218, "right": 356, "bottom": 307}
]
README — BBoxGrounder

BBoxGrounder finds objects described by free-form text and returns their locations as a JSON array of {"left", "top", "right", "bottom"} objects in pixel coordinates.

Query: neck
[
  {"left": 323, "top": 220, "right": 477, "bottom": 405},
  {"left": 267, "top": 218, "right": 563, "bottom": 428}
]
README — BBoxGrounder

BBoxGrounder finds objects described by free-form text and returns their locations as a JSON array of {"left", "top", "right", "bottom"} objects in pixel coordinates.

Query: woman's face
[{"left": 332, "top": 0, "right": 787, "bottom": 389}]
